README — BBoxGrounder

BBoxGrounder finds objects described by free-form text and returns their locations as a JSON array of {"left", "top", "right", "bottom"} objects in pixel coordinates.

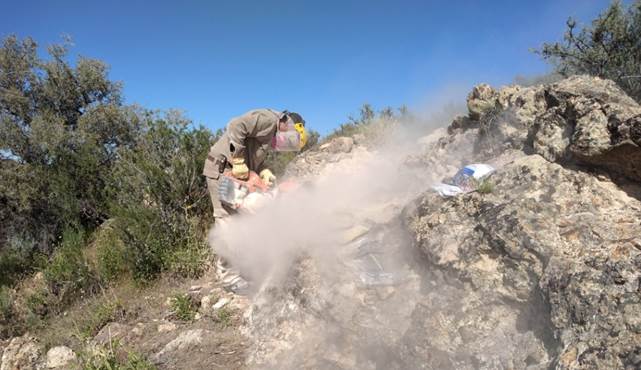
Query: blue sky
[{"left": 2, "top": 0, "right": 611, "bottom": 134}]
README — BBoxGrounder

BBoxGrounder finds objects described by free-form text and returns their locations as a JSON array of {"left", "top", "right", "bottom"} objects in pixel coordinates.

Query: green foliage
[
  {"left": 169, "top": 293, "right": 197, "bottom": 321},
  {"left": 323, "top": 103, "right": 413, "bottom": 144},
  {"left": 107, "top": 112, "right": 214, "bottom": 281},
  {"left": 477, "top": 179, "right": 494, "bottom": 194},
  {"left": 0, "top": 286, "right": 16, "bottom": 337},
  {"left": 538, "top": 0, "right": 641, "bottom": 102},
  {"left": 77, "top": 299, "right": 125, "bottom": 339},
  {"left": 164, "top": 220, "right": 211, "bottom": 279},
  {"left": 95, "top": 225, "right": 129, "bottom": 283},
  {"left": 215, "top": 307, "right": 233, "bottom": 327},
  {"left": 0, "top": 35, "right": 136, "bottom": 253},
  {"left": 81, "top": 340, "right": 156, "bottom": 370},
  {"left": 24, "top": 289, "right": 49, "bottom": 317},
  {"left": 43, "top": 229, "right": 98, "bottom": 306},
  {"left": 0, "top": 240, "right": 32, "bottom": 287}
]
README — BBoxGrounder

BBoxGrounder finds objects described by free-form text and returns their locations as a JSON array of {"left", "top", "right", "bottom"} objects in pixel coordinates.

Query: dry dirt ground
[{"left": 33, "top": 266, "right": 249, "bottom": 369}]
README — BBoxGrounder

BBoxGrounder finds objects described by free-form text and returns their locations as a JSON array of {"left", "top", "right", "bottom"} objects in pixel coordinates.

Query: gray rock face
[
  {"left": 404, "top": 155, "right": 641, "bottom": 369},
  {"left": 245, "top": 75, "right": 641, "bottom": 369},
  {"left": 46, "top": 346, "right": 76, "bottom": 368},
  {"left": 456, "top": 75, "right": 641, "bottom": 182},
  {"left": 1, "top": 336, "right": 44, "bottom": 370},
  {"left": 285, "top": 136, "right": 364, "bottom": 180}
]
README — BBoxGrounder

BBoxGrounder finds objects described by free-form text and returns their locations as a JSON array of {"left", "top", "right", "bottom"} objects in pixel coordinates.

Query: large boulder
[
  {"left": 1, "top": 336, "right": 44, "bottom": 370},
  {"left": 451, "top": 75, "right": 641, "bottom": 182},
  {"left": 46, "top": 346, "right": 76, "bottom": 369},
  {"left": 403, "top": 155, "right": 641, "bottom": 369},
  {"left": 241, "top": 75, "right": 641, "bottom": 369}
]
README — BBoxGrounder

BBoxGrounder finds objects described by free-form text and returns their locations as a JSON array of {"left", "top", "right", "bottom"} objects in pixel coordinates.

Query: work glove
[
  {"left": 259, "top": 168, "right": 277, "bottom": 187},
  {"left": 231, "top": 158, "right": 249, "bottom": 180}
]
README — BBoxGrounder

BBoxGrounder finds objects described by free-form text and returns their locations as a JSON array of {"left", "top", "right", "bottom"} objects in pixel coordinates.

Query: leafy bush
[
  {"left": 215, "top": 307, "right": 233, "bottom": 327},
  {"left": 169, "top": 293, "right": 198, "bottom": 321},
  {"left": 108, "top": 112, "right": 215, "bottom": 282},
  {"left": 0, "top": 242, "right": 32, "bottom": 287},
  {"left": 538, "top": 0, "right": 641, "bottom": 102},
  {"left": 43, "top": 229, "right": 98, "bottom": 306},
  {"left": 94, "top": 224, "right": 129, "bottom": 282},
  {"left": 0, "top": 35, "right": 138, "bottom": 255},
  {"left": 164, "top": 219, "right": 211, "bottom": 279},
  {"left": 477, "top": 180, "right": 494, "bottom": 194},
  {"left": 0, "top": 286, "right": 16, "bottom": 337}
]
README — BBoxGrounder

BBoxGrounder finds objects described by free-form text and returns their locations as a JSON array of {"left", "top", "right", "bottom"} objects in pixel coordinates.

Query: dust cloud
[{"left": 207, "top": 104, "right": 473, "bottom": 368}]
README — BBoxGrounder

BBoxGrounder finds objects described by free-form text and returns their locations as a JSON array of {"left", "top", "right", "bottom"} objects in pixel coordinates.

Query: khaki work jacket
[{"left": 203, "top": 109, "right": 281, "bottom": 179}]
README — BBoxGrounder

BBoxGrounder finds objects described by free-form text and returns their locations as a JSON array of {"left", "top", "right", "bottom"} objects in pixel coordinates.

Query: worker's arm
[
  {"left": 226, "top": 110, "right": 279, "bottom": 159},
  {"left": 226, "top": 116, "right": 251, "bottom": 159}
]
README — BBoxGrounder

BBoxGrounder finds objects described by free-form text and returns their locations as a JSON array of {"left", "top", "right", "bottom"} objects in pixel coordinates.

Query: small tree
[
  {"left": 537, "top": 0, "right": 641, "bottom": 102},
  {"left": 0, "top": 35, "right": 135, "bottom": 267}
]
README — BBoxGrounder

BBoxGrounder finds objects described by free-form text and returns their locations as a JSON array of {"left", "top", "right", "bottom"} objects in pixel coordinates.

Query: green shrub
[
  {"left": 165, "top": 245, "right": 209, "bottom": 279},
  {"left": 0, "top": 286, "right": 16, "bottom": 337},
  {"left": 43, "top": 229, "right": 98, "bottom": 306},
  {"left": 0, "top": 235, "right": 41, "bottom": 287},
  {"left": 215, "top": 307, "right": 233, "bottom": 327},
  {"left": 77, "top": 299, "right": 125, "bottom": 339},
  {"left": 25, "top": 289, "right": 49, "bottom": 317},
  {"left": 169, "top": 293, "right": 197, "bottom": 321},
  {"left": 107, "top": 112, "right": 216, "bottom": 283},
  {"left": 164, "top": 218, "right": 210, "bottom": 279},
  {"left": 477, "top": 179, "right": 494, "bottom": 194},
  {"left": 95, "top": 225, "right": 129, "bottom": 282},
  {"left": 538, "top": 0, "right": 641, "bottom": 102},
  {"left": 81, "top": 340, "right": 156, "bottom": 370},
  {"left": 110, "top": 206, "right": 173, "bottom": 282},
  {"left": 0, "top": 286, "right": 12, "bottom": 320}
]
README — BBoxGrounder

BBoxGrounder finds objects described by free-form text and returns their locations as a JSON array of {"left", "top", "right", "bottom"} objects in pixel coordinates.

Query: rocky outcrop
[
  {"left": 403, "top": 155, "right": 641, "bottom": 369},
  {"left": 455, "top": 75, "right": 641, "bottom": 182},
  {"left": 246, "top": 75, "right": 641, "bottom": 369},
  {"left": 285, "top": 136, "right": 364, "bottom": 180},
  {"left": 1, "top": 336, "right": 44, "bottom": 370},
  {"left": 45, "top": 346, "right": 76, "bottom": 369}
]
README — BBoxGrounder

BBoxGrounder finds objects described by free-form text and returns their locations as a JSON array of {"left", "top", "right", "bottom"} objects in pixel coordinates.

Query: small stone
[
  {"left": 153, "top": 330, "right": 205, "bottom": 363},
  {"left": 1, "top": 336, "right": 43, "bottom": 370},
  {"left": 342, "top": 225, "right": 369, "bottom": 244},
  {"left": 93, "top": 323, "right": 128, "bottom": 345},
  {"left": 213, "top": 297, "right": 230, "bottom": 310},
  {"left": 46, "top": 346, "right": 76, "bottom": 368},
  {"left": 157, "top": 322, "right": 177, "bottom": 333},
  {"left": 189, "top": 285, "right": 201, "bottom": 292},
  {"left": 131, "top": 323, "right": 145, "bottom": 337},
  {"left": 375, "top": 286, "right": 396, "bottom": 301},
  {"left": 200, "top": 296, "right": 212, "bottom": 313}
]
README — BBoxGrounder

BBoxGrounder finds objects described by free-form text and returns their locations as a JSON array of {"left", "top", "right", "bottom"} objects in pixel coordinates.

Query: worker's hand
[
  {"left": 259, "top": 168, "right": 277, "bottom": 187},
  {"left": 231, "top": 158, "right": 249, "bottom": 180}
]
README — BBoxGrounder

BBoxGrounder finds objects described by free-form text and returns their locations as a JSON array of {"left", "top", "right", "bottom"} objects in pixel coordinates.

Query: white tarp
[{"left": 432, "top": 163, "right": 495, "bottom": 197}]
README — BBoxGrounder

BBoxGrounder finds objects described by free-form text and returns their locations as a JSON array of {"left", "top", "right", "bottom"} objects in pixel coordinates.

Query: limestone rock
[
  {"left": 444, "top": 75, "right": 641, "bottom": 182},
  {"left": 1, "top": 336, "right": 44, "bottom": 370},
  {"left": 153, "top": 329, "right": 205, "bottom": 364},
  {"left": 157, "top": 321, "right": 177, "bottom": 333},
  {"left": 93, "top": 322, "right": 129, "bottom": 346},
  {"left": 467, "top": 83, "right": 498, "bottom": 120},
  {"left": 319, "top": 137, "right": 354, "bottom": 154},
  {"left": 46, "top": 346, "right": 76, "bottom": 369},
  {"left": 404, "top": 155, "right": 641, "bottom": 369}
]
